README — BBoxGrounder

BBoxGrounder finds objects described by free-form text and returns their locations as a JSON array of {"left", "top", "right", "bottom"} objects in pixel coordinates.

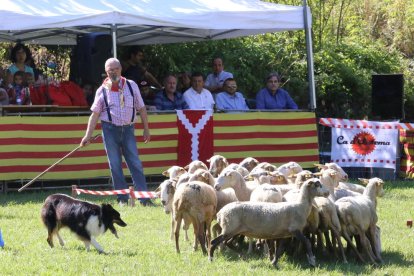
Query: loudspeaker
[
  {"left": 371, "top": 74, "right": 404, "bottom": 120},
  {"left": 69, "top": 33, "right": 112, "bottom": 86}
]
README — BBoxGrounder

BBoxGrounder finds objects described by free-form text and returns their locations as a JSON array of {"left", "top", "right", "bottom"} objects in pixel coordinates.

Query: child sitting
[{"left": 8, "top": 71, "right": 31, "bottom": 105}]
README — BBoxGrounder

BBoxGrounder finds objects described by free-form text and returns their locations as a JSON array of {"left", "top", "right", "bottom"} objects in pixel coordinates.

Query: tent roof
[{"left": 0, "top": 0, "right": 310, "bottom": 45}]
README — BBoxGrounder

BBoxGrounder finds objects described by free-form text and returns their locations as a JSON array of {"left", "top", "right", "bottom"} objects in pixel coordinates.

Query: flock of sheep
[{"left": 155, "top": 155, "right": 385, "bottom": 268}]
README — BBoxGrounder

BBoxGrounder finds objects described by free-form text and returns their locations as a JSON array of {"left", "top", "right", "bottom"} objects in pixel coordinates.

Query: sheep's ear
[
  {"left": 244, "top": 175, "right": 253, "bottom": 181},
  {"left": 162, "top": 170, "right": 169, "bottom": 177},
  {"left": 184, "top": 164, "right": 190, "bottom": 170},
  {"left": 358, "top": 178, "right": 369, "bottom": 185},
  {"left": 313, "top": 172, "right": 322, "bottom": 177}
]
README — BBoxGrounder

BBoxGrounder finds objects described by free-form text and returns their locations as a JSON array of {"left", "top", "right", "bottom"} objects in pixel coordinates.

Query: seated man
[
  {"left": 154, "top": 74, "right": 188, "bottom": 110},
  {"left": 215, "top": 78, "right": 249, "bottom": 111},
  {"left": 183, "top": 72, "right": 215, "bottom": 110},
  {"left": 204, "top": 57, "right": 233, "bottom": 93},
  {"left": 256, "top": 72, "right": 298, "bottom": 110}
]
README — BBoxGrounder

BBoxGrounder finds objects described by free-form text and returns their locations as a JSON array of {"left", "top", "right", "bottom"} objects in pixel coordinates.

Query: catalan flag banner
[
  {"left": 0, "top": 112, "right": 319, "bottom": 180},
  {"left": 177, "top": 110, "right": 214, "bottom": 167}
]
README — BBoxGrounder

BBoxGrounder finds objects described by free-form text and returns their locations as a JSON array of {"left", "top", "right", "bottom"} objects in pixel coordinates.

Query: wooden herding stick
[{"left": 18, "top": 134, "right": 101, "bottom": 192}]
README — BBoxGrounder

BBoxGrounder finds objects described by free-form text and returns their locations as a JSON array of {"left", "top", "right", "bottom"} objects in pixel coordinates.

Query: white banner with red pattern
[{"left": 319, "top": 118, "right": 399, "bottom": 170}]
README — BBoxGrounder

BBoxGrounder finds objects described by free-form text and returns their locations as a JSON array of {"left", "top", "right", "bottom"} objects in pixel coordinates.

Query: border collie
[{"left": 41, "top": 194, "right": 127, "bottom": 253}]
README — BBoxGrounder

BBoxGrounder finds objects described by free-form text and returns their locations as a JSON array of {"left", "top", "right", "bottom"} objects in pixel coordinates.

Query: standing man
[
  {"left": 154, "top": 74, "right": 189, "bottom": 110},
  {"left": 215, "top": 78, "right": 249, "bottom": 111},
  {"left": 80, "top": 58, "right": 153, "bottom": 206},
  {"left": 204, "top": 57, "right": 233, "bottom": 93},
  {"left": 123, "top": 46, "right": 162, "bottom": 89},
  {"left": 183, "top": 72, "right": 215, "bottom": 110},
  {"left": 256, "top": 72, "right": 298, "bottom": 110}
]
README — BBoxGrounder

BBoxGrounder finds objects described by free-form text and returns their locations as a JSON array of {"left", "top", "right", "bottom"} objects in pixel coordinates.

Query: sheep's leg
[
  {"left": 359, "top": 231, "right": 377, "bottom": 265},
  {"left": 205, "top": 221, "right": 212, "bottom": 254},
  {"left": 367, "top": 225, "right": 383, "bottom": 264},
  {"left": 266, "top": 239, "right": 276, "bottom": 261},
  {"left": 170, "top": 214, "right": 175, "bottom": 240},
  {"left": 198, "top": 221, "right": 207, "bottom": 255},
  {"left": 293, "top": 230, "right": 316, "bottom": 267},
  {"left": 342, "top": 232, "right": 366, "bottom": 263},
  {"left": 323, "top": 230, "right": 334, "bottom": 254},
  {"left": 331, "top": 229, "right": 347, "bottom": 263},
  {"left": 272, "top": 238, "right": 288, "bottom": 268},
  {"left": 57, "top": 232, "right": 65, "bottom": 247},
  {"left": 174, "top": 214, "right": 182, "bottom": 254},
  {"left": 209, "top": 234, "right": 227, "bottom": 261},
  {"left": 247, "top": 238, "right": 254, "bottom": 254}
]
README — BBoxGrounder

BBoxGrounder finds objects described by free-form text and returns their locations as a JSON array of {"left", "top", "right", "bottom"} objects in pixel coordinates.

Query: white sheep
[
  {"left": 173, "top": 181, "right": 217, "bottom": 255},
  {"left": 335, "top": 177, "right": 384, "bottom": 264},
  {"left": 248, "top": 184, "right": 283, "bottom": 254},
  {"left": 209, "top": 178, "right": 329, "bottom": 267},
  {"left": 207, "top": 154, "right": 229, "bottom": 177},
  {"left": 155, "top": 179, "right": 190, "bottom": 241}
]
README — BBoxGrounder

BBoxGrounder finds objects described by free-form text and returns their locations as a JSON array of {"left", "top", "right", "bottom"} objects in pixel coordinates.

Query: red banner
[{"left": 177, "top": 110, "right": 214, "bottom": 166}]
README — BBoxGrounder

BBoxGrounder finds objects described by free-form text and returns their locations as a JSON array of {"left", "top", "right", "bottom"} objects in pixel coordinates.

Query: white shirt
[
  {"left": 183, "top": 87, "right": 215, "bottom": 110},
  {"left": 205, "top": 71, "right": 233, "bottom": 89}
]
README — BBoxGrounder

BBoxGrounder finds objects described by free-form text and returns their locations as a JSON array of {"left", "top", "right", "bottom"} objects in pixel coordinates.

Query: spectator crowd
[{"left": 0, "top": 44, "right": 299, "bottom": 112}]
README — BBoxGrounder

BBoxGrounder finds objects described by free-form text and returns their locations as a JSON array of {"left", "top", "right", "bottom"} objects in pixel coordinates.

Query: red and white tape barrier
[
  {"left": 319, "top": 118, "right": 400, "bottom": 129},
  {"left": 73, "top": 187, "right": 158, "bottom": 199}
]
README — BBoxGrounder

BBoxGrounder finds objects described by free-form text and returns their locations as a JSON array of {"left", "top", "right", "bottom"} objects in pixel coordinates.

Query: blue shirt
[
  {"left": 215, "top": 91, "right": 249, "bottom": 111},
  {"left": 154, "top": 90, "right": 189, "bottom": 110},
  {"left": 8, "top": 64, "right": 34, "bottom": 76},
  {"left": 255, "top": 88, "right": 298, "bottom": 110}
]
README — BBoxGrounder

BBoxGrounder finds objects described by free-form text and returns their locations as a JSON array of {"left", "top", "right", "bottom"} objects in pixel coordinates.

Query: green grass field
[{"left": 1, "top": 181, "right": 414, "bottom": 275}]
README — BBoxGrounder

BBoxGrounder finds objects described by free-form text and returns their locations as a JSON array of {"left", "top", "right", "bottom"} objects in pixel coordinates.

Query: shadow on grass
[{"left": 212, "top": 243, "right": 413, "bottom": 273}]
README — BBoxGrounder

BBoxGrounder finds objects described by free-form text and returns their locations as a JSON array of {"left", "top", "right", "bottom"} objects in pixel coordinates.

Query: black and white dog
[{"left": 41, "top": 194, "right": 127, "bottom": 253}]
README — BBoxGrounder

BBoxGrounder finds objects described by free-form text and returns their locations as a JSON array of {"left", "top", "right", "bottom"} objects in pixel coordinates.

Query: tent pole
[
  {"left": 111, "top": 24, "right": 117, "bottom": 58},
  {"left": 303, "top": 0, "right": 316, "bottom": 110}
]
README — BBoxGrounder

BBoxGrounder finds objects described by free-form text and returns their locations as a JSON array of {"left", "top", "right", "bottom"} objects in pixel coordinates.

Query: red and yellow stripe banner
[{"left": 0, "top": 112, "right": 319, "bottom": 180}]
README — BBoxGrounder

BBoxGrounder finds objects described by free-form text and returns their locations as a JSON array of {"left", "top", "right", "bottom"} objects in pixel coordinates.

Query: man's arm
[
  {"left": 80, "top": 112, "right": 100, "bottom": 147},
  {"left": 138, "top": 106, "right": 151, "bottom": 143}
]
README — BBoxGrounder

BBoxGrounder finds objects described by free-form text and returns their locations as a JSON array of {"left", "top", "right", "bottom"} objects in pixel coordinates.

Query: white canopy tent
[{"left": 0, "top": 0, "right": 316, "bottom": 108}]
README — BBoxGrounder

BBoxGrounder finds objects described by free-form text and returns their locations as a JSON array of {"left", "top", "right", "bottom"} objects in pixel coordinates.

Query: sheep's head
[
  {"left": 325, "top": 162, "right": 348, "bottom": 181},
  {"left": 162, "top": 166, "right": 186, "bottom": 180},
  {"left": 157, "top": 179, "right": 176, "bottom": 213},
  {"left": 294, "top": 170, "right": 314, "bottom": 187},
  {"left": 303, "top": 178, "right": 329, "bottom": 198},
  {"left": 186, "top": 160, "right": 208, "bottom": 174},
  {"left": 207, "top": 155, "right": 228, "bottom": 177},
  {"left": 215, "top": 168, "right": 240, "bottom": 191},
  {"left": 239, "top": 157, "right": 259, "bottom": 172},
  {"left": 319, "top": 168, "right": 340, "bottom": 188},
  {"left": 359, "top": 177, "right": 385, "bottom": 197}
]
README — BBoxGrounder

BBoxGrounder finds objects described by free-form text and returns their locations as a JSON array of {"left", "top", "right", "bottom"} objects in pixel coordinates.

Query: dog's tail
[{"left": 40, "top": 197, "right": 58, "bottom": 231}]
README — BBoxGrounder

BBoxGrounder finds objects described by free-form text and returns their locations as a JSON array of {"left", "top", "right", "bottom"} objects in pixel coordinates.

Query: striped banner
[{"left": 0, "top": 112, "right": 319, "bottom": 180}]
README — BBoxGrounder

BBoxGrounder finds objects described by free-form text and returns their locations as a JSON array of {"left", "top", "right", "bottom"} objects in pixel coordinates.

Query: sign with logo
[{"left": 327, "top": 119, "right": 399, "bottom": 170}]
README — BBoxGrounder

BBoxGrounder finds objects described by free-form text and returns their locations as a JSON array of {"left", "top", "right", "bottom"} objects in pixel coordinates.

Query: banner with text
[{"left": 320, "top": 118, "right": 399, "bottom": 170}]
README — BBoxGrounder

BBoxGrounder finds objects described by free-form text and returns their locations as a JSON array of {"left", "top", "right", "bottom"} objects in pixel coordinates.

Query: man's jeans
[{"left": 101, "top": 121, "right": 148, "bottom": 202}]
